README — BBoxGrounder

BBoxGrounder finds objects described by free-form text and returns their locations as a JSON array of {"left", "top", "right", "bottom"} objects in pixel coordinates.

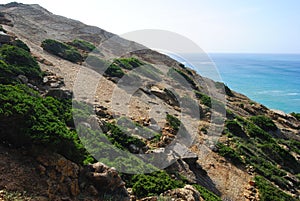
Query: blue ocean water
[{"left": 167, "top": 53, "right": 300, "bottom": 113}]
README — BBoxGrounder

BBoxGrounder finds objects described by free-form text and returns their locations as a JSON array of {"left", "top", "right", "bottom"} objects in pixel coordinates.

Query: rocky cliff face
[{"left": 0, "top": 2, "right": 299, "bottom": 201}]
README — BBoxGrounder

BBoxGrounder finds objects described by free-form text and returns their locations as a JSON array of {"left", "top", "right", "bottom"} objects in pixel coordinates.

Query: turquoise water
[{"left": 167, "top": 53, "right": 300, "bottom": 113}]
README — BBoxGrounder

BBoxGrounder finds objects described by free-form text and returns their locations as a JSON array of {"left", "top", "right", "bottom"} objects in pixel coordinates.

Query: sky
[{"left": 1, "top": 0, "right": 300, "bottom": 53}]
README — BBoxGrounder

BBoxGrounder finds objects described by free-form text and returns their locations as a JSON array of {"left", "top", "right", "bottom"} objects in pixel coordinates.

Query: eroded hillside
[{"left": 0, "top": 2, "right": 299, "bottom": 201}]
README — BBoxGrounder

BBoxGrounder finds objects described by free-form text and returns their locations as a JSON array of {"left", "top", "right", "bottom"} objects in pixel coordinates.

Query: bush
[
  {"left": 106, "top": 123, "right": 146, "bottom": 151},
  {"left": 113, "top": 57, "right": 144, "bottom": 70},
  {"left": 290, "top": 112, "right": 300, "bottom": 121},
  {"left": 168, "top": 68, "right": 197, "bottom": 89},
  {"left": 69, "top": 39, "right": 96, "bottom": 52},
  {"left": 225, "top": 120, "right": 247, "bottom": 138},
  {"left": 215, "top": 82, "right": 234, "bottom": 97},
  {"left": 194, "top": 91, "right": 211, "bottom": 107},
  {"left": 0, "top": 84, "right": 88, "bottom": 164},
  {"left": 255, "top": 176, "right": 297, "bottom": 201},
  {"left": 0, "top": 44, "right": 42, "bottom": 81},
  {"left": 246, "top": 122, "right": 272, "bottom": 141},
  {"left": 249, "top": 115, "right": 277, "bottom": 131},
  {"left": 12, "top": 39, "right": 30, "bottom": 52},
  {"left": 131, "top": 171, "right": 184, "bottom": 198},
  {"left": 105, "top": 63, "right": 125, "bottom": 78},
  {"left": 166, "top": 114, "right": 181, "bottom": 132},
  {"left": 41, "top": 39, "right": 83, "bottom": 63},
  {"left": 216, "top": 142, "right": 243, "bottom": 165},
  {"left": 192, "top": 184, "right": 222, "bottom": 201}
]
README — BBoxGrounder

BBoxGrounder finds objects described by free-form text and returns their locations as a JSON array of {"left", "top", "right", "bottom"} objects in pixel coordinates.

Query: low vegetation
[
  {"left": 68, "top": 39, "right": 96, "bottom": 52},
  {"left": 255, "top": 176, "right": 297, "bottom": 201},
  {"left": 194, "top": 90, "right": 212, "bottom": 107},
  {"left": 223, "top": 114, "right": 300, "bottom": 197},
  {"left": 168, "top": 68, "right": 197, "bottom": 89},
  {"left": 130, "top": 171, "right": 184, "bottom": 198},
  {"left": 192, "top": 184, "right": 222, "bottom": 201},
  {"left": 290, "top": 112, "right": 300, "bottom": 121},
  {"left": 0, "top": 44, "right": 42, "bottom": 82},
  {"left": 166, "top": 114, "right": 181, "bottom": 132},
  {"left": 41, "top": 39, "right": 83, "bottom": 63},
  {"left": 0, "top": 84, "right": 87, "bottom": 164},
  {"left": 113, "top": 57, "right": 144, "bottom": 70},
  {"left": 216, "top": 142, "right": 243, "bottom": 165},
  {"left": 249, "top": 115, "right": 277, "bottom": 131}
]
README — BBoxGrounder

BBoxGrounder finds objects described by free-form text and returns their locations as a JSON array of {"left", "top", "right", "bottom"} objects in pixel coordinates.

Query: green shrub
[
  {"left": 166, "top": 114, "right": 181, "bottom": 132},
  {"left": 290, "top": 112, "right": 300, "bottom": 121},
  {"left": 216, "top": 142, "right": 243, "bottom": 165},
  {"left": 41, "top": 39, "right": 83, "bottom": 63},
  {"left": 105, "top": 63, "right": 125, "bottom": 78},
  {"left": 255, "top": 176, "right": 297, "bottom": 201},
  {"left": 69, "top": 39, "right": 96, "bottom": 52},
  {"left": 131, "top": 171, "right": 184, "bottom": 197},
  {"left": 225, "top": 120, "right": 247, "bottom": 138},
  {"left": 259, "top": 143, "right": 300, "bottom": 173},
  {"left": 13, "top": 39, "right": 30, "bottom": 52},
  {"left": 192, "top": 184, "right": 222, "bottom": 201},
  {"left": 106, "top": 123, "right": 146, "bottom": 151},
  {"left": 249, "top": 115, "right": 277, "bottom": 131},
  {"left": 0, "top": 44, "right": 42, "bottom": 80},
  {"left": 245, "top": 122, "right": 272, "bottom": 141},
  {"left": 168, "top": 68, "right": 197, "bottom": 89},
  {"left": 0, "top": 84, "right": 87, "bottom": 164},
  {"left": 194, "top": 91, "right": 211, "bottom": 107},
  {"left": 113, "top": 57, "right": 144, "bottom": 70},
  {"left": 215, "top": 82, "right": 234, "bottom": 97}
]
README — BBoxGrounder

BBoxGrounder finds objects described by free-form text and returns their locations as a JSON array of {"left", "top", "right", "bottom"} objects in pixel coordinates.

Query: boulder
[
  {"left": 46, "top": 88, "right": 72, "bottom": 99},
  {"left": 81, "top": 162, "right": 130, "bottom": 201},
  {"left": 150, "top": 85, "right": 180, "bottom": 107},
  {"left": 163, "top": 185, "right": 204, "bottom": 201}
]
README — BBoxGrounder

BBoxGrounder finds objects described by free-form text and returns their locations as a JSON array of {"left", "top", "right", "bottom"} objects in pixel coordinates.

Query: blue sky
[{"left": 2, "top": 0, "right": 300, "bottom": 53}]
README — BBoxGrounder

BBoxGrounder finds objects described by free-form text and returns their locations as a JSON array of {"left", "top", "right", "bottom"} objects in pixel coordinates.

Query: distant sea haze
[{"left": 167, "top": 53, "right": 300, "bottom": 113}]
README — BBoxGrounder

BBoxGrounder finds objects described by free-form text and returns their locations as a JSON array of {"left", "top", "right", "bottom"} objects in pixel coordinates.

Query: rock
[
  {"left": 17, "top": 75, "right": 28, "bottom": 83},
  {"left": 163, "top": 185, "right": 204, "bottom": 201},
  {"left": 249, "top": 180, "right": 256, "bottom": 186},
  {"left": 166, "top": 159, "right": 197, "bottom": 184},
  {"left": 150, "top": 85, "right": 180, "bottom": 107},
  {"left": 81, "top": 162, "right": 130, "bottom": 201},
  {"left": 46, "top": 88, "right": 72, "bottom": 99},
  {"left": 36, "top": 153, "right": 80, "bottom": 198},
  {"left": 0, "top": 31, "right": 13, "bottom": 43}
]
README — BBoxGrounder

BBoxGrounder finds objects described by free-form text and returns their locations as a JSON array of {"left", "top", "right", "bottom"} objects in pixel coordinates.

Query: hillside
[{"left": 0, "top": 2, "right": 299, "bottom": 201}]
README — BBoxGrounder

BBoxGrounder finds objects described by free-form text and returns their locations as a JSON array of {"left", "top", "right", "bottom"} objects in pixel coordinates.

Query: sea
[{"left": 166, "top": 53, "right": 300, "bottom": 113}]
